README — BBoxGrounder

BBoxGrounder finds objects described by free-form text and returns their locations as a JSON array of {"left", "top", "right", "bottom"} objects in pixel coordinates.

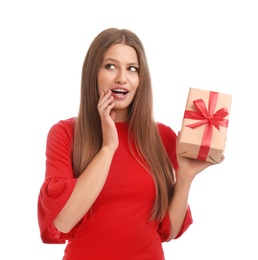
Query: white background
[{"left": 1, "top": 0, "right": 257, "bottom": 259}]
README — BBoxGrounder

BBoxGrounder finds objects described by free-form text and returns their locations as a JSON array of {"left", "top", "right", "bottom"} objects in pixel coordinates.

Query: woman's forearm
[
  {"left": 167, "top": 173, "right": 193, "bottom": 241},
  {"left": 53, "top": 146, "right": 116, "bottom": 233}
]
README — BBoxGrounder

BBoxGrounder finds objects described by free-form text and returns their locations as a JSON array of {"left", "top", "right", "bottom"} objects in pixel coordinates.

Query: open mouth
[{"left": 111, "top": 89, "right": 129, "bottom": 95}]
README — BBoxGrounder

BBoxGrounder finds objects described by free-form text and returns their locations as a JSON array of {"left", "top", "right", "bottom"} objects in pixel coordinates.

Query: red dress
[{"left": 38, "top": 118, "right": 193, "bottom": 260}]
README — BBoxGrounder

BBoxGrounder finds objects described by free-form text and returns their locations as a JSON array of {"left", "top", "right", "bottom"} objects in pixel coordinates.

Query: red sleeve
[
  {"left": 37, "top": 119, "right": 81, "bottom": 243},
  {"left": 158, "top": 206, "right": 193, "bottom": 242},
  {"left": 38, "top": 178, "right": 78, "bottom": 243},
  {"left": 174, "top": 205, "right": 193, "bottom": 239}
]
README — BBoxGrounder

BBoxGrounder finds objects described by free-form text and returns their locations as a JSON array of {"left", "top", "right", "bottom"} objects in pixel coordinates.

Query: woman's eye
[
  {"left": 128, "top": 66, "right": 139, "bottom": 72},
  {"left": 105, "top": 64, "right": 116, "bottom": 70}
]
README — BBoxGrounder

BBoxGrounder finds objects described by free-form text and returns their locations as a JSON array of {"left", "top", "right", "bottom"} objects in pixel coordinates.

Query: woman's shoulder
[
  {"left": 156, "top": 122, "right": 177, "bottom": 139},
  {"left": 51, "top": 117, "right": 75, "bottom": 128},
  {"left": 47, "top": 117, "right": 75, "bottom": 139},
  {"left": 58, "top": 117, "right": 76, "bottom": 128},
  {"left": 156, "top": 122, "right": 178, "bottom": 165}
]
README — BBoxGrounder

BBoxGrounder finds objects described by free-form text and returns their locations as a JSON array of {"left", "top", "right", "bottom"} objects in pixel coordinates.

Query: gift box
[{"left": 177, "top": 87, "right": 232, "bottom": 163}]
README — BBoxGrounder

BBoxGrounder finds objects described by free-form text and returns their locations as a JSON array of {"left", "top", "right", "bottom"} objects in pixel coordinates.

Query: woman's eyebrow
[
  {"left": 103, "top": 58, "right": 139, "bottom": 68},
  {"left": 103, "top": 58, "right": 117, "bottom": 63}
]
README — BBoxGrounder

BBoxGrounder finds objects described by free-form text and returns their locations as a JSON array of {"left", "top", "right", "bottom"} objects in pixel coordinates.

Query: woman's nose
[{"left": 115, "top": 70, "right": 127, "bottom": 84}]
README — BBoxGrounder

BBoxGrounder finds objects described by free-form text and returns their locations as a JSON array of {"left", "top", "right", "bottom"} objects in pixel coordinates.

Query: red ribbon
[{"left": 183, "top": 91, "right": 229, "bottom": 160}]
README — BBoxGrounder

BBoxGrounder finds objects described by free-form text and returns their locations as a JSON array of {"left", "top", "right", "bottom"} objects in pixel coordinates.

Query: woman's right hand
[{"left": 97, "top": 89, "right": 119, "bottom": 151}]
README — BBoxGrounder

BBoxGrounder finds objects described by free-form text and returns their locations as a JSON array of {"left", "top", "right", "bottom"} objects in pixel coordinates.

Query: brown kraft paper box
[{"left": 177, "top": 87, "right": 232, "bottom": 163}]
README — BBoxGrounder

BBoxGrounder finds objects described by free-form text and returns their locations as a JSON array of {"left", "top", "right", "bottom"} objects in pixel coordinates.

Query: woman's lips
[{"left": 111, "top": 88, "right": 129, "bottom": 100}]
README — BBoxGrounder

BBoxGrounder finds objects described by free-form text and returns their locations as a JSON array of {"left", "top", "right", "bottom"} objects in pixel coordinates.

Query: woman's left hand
[{"left": 176, "top": 133, "right": 225, "bottom": 181}]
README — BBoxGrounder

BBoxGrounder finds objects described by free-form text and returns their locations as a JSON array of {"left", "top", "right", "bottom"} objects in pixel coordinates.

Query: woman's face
[{"left": 97, "top": 44, "right": 139, "bottom": 119}]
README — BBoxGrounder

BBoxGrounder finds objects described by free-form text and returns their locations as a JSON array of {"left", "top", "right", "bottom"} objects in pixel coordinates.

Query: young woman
[{"left": 37, "top": 28, "right": 224, "bottom": 260}]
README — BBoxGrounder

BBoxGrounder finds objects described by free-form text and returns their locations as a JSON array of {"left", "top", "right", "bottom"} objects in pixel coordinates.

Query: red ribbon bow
[{"left": 183, "top": 91, "right": 229, "bottom": 160}]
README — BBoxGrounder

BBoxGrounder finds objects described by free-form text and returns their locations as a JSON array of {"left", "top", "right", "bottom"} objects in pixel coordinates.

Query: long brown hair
[{"left": 73, "top": 28, "right": 175, "bottom": 221}]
